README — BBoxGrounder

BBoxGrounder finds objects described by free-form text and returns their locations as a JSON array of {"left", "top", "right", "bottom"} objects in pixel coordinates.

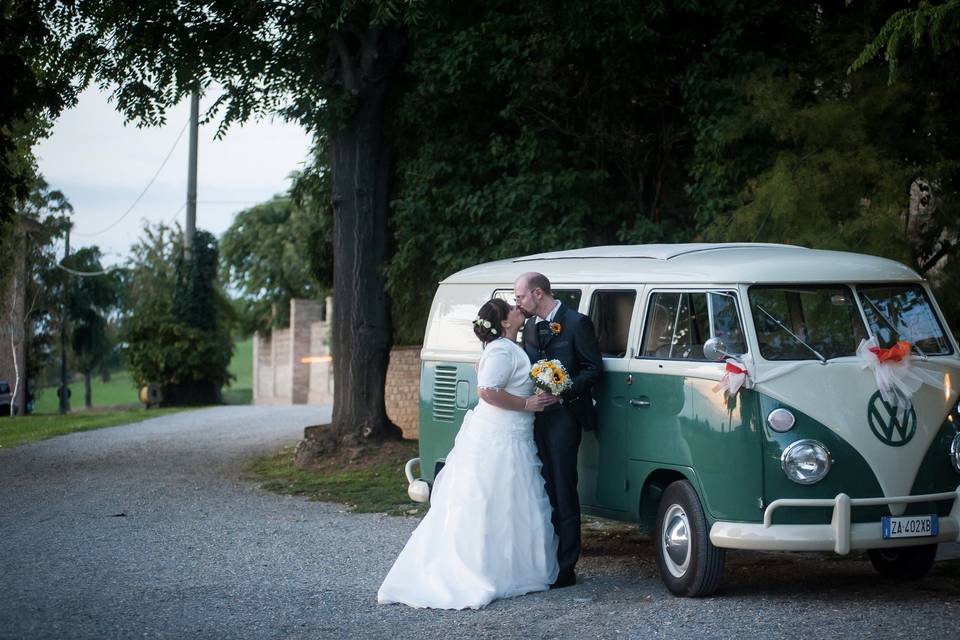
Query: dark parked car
[{"left": 0, "top": 380, "right": 11, "bottom": 416}]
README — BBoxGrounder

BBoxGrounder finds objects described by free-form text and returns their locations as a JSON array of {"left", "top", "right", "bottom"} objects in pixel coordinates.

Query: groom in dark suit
[{"left": 514, "top": 272, "right": 602, "bottom": 588}]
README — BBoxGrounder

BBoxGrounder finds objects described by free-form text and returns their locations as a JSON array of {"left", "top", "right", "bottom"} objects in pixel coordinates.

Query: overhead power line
[
  {"left": 73, "top": 119, "right": 191, "bottom": 238},
  {"left": 166, "top": 202, "right": 186, "bottom": 226},
  {"left": 56, "top": 262, "right": 126, "bottom": 277}
]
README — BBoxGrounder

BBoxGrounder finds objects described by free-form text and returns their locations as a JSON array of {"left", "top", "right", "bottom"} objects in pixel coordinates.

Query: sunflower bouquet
[{"left": 530, "top": 359, "right": 572, "bottom": 396}]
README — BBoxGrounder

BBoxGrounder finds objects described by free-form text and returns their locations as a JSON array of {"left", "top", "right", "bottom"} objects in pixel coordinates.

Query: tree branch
[
  {"left": 333, "top": 31, "right": 360, "bottom": 95},
  {"left": 917, "top": 239, "right": 954, "bottom": 275}
]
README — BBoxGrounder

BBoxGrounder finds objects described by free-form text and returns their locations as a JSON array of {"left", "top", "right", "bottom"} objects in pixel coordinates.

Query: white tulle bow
[
  {"left": 856, "top": 336, "right": 927, "bottom": 410},
  {"left": 713, "top": 360, "right": 748, "bottom": 397}
]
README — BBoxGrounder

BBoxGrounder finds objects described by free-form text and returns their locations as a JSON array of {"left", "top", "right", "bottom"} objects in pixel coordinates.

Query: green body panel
[
  {"left": 911, "top": 419, "right": 960, "bottom": 511},
  {"left": 759, "top": 395, "right": 959, "bottom": 524},
  {"left": 579, "top": 370, "right": 632, "bottom": 513},
  {"left": 418, "top": 361, "right": 477, "bottom": 482},
  {"left": 417, "top": 362, "right": 960, "bottom": 527},
  {"left": 626, "top": 373, "right": 764, "bottom": 523}
]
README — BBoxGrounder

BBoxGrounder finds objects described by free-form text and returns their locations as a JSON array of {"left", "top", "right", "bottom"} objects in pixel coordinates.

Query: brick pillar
[
  {"left": 290, "top": 299, "right": 324, "bottom": 404},
  {"left": 270, "top": 330, "right": 278, "bottom": 401},
  {"left": 252, "top": 332, "right": 262, "bottom": 404}
]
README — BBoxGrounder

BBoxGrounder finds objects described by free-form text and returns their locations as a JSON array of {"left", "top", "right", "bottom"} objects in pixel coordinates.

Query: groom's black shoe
[{"left": 550, "top": 571, "right": 576, "bottom": 589}]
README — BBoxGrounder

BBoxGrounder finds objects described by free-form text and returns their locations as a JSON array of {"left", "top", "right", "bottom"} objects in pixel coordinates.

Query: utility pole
[
  {"left": 185, "top": 88, "right": 199, "bottom": 261},
  {"left": 59, "top": 221, "right": 71, "bottom": 414}
]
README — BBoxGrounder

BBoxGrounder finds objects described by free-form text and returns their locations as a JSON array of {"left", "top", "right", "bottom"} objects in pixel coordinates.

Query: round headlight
[
  {"left": 951, "top": 433, "right": 960, "bottom": 475},
  {"left": 767, "top": 408, "right": 796, "bottom": 433},
  {"left": 781, "top": 439, "right": 832, "bottom": 485}
]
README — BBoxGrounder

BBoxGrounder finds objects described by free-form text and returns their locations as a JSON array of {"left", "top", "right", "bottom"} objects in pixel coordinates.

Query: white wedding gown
[{"left": 377, "top": 338, "right": 559, "bottom": 609}]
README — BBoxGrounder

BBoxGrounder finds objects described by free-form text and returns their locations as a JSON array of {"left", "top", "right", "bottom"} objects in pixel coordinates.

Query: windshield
[
  {"left": 857, "top": 284, "right": 952, "bottom": 355},
  {"left": 749, "top": 285, "right": 867, "bottom": 360}
]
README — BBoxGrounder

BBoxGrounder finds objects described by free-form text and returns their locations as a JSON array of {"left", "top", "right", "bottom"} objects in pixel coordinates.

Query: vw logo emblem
[{"left": 867, "top": 391, "right": 917, "bottom": 447}]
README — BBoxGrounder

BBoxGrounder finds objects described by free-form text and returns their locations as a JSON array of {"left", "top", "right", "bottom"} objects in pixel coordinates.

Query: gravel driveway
[{"left": 0, "top": 406, "right": 957, "bottom": 639}]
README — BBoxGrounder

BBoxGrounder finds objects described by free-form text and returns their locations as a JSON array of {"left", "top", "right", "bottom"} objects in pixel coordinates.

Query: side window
[
  {"left": 641, "top": 291, "right": 745, "bottom": 360},
  {"left": 710, "top": 292, "right": 747, "bottom": 355},
  {"left": 493, "top": 288, "right": 582, "bottom": 310},
  {"left": 493, "top": 288, "right": 583, "bottom": 343},
  {"left": 554, "top": 289, "right": 583, "bottom": 311},
  {"left": 590, "top": 290, "right": 637, "bottom": 358}
]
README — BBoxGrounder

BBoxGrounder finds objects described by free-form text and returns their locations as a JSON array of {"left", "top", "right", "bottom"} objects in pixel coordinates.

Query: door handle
[{"left": 629, "top": 398, "right": 651, "bottom": 408}]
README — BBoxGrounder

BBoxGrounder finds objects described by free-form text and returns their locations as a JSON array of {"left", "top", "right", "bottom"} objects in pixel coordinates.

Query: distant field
[
  {"left": 223, "top": 337, "right": 253, "bottom": 405},
  {"left": 33, "top": 370, "right": 140, "bottom": 414},
  {"left": 32, "top": 337, "right": 254, "bottom": 413}
]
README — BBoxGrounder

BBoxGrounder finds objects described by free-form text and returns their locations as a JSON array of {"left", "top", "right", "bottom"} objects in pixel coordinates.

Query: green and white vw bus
[{"left": 404, "top": 243, "right": 960, "bottom": 596}]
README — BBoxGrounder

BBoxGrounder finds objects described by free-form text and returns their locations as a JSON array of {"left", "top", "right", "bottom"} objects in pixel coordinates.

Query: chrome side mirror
[{"left": 703, "top": 337, "right": 729, "bottom": 362}]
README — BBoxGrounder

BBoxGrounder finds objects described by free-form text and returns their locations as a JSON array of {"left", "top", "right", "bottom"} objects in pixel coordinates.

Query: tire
[
  {"left": 868, "top": 544, "right": 937, "bottom": 579},
  {"left": 654, "top": 480, "right": 726, "bottom": 597}
]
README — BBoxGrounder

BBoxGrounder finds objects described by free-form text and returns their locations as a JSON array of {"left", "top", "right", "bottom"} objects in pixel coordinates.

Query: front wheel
[
  {"left": 868, "top": 544, "right": 937, "bottom": 579},
  {"left": 654, "top": 480, "right": 726, "bottom": 597}
]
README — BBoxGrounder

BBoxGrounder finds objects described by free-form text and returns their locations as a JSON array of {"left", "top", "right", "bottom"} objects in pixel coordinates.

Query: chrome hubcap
[{"left": 661, "top": 504, "right": 691, "bottom": 578}]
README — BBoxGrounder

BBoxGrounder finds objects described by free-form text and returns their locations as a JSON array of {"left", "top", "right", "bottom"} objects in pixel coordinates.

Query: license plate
[{"left": 881, "top": 514, "right": 939, "bottom": 539}]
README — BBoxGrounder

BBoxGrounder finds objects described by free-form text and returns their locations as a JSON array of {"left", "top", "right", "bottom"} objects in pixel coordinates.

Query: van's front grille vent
[{"left": 433, "top": 365, "right": 458, "bottom": 422}]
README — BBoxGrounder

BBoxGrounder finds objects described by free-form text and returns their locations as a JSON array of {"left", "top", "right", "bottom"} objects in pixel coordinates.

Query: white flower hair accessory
[{"left": 473, "top": 317, "right": 497, "bottom": 334}]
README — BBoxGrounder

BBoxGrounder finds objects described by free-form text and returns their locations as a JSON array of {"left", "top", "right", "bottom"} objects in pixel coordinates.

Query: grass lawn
[
  {"left": 223, "top": 337, "right": 253, "bottom": 405},
  {"left": 31, "top": 337, "right": 254, "bottom": 411},
  {"left": 248, "top": 439, "right": 428, "bottom": 517},
  {"left": 0, "top": 407, "right": 187, "bottom": 449},
  {"left": 33, "top": 370, "right": 141, "bottom": 413}
]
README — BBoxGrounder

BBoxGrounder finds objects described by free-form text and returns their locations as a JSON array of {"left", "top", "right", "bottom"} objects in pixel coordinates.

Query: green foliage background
[
  {"left": 376, "top": 1, "right": 960, "bottom": 344},
  {"left": 14, "top": 0, "right": 960, "bottom": 357},
  {"left": 121, "top": 225, "right": 234, "bottom": 402}
]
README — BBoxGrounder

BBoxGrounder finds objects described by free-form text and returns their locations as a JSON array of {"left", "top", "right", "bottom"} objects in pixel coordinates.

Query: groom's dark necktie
[{"left": 536, "top": 320, "right": 551, "bottom": 351}]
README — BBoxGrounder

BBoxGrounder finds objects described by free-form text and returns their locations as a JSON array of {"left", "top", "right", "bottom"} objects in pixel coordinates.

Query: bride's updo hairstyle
[{"left": 473, "top": 298, "right": 509, "bottom": 345}]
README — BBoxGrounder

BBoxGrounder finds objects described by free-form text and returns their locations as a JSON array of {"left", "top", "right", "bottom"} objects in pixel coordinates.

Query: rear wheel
[
  {"left": 654, "top": 480, "right": 726, "bottom": 597},
  {"left": 868, "top": 544, "right": 937, "bottom": 579}
]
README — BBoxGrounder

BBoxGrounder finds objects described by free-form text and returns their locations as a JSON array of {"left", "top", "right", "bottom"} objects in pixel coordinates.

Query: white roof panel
[{"left": 440, "top": 243, "right": 921, "bottom": 285}]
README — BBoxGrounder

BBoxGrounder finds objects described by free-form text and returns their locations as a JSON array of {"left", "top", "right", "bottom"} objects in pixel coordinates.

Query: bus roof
[{"left": 440, "top": 243, "right": 922, "bottom": 285}]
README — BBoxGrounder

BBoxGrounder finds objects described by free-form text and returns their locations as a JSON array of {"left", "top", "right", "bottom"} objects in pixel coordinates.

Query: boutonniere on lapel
[{"left": 549, "top": 322, "right": 562, "bottom": 335}]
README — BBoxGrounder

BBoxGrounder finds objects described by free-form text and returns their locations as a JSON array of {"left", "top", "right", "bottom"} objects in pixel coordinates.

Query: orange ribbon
[{"left": 868, "top": 341, "right": 911, "bottom": 363}]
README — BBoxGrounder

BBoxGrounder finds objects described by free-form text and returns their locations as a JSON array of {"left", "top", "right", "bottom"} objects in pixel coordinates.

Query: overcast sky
[{"left": 33, "top": 86, "right": 312, "bottom": 266}]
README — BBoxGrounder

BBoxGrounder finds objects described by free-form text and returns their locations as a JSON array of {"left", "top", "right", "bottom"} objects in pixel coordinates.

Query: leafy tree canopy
[
  {"left": 121, "top": 223, "right": 233, "bottom": 405},
  {"left": 220, "top": 192, "right": 331, "bottom": 335}
]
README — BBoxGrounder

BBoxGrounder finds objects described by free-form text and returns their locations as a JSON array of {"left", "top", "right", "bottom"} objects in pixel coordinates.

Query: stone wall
[
  {"left": 254, "top": 297, "right": 331, "bottom": 406},
  {"left": 385, "top": 346, "right": 421, "bottom": 439},
  {"left": 289, "top": 298, "right": 325, "bottom": 404},
  {"left": 252, "top": 328, "right": 293, "bottom": 405},
  {"left": 252, "top": 297, "right": 421, "bottom": 439},
  {"left": 306, "top": 314, "right": 333, "bottom": 405}
]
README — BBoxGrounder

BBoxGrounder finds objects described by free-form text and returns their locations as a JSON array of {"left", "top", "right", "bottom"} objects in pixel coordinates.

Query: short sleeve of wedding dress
[{"left": 476, "top": 340, "right": 513, "bottom": 391}]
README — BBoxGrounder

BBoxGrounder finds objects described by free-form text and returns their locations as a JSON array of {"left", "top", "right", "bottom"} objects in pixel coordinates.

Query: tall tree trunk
[
  {"left": 84, "top": 371, "right": 92, "bottom": 409},
  {"left": 299, "top": 26, "right": 405, "bottom": 459}
]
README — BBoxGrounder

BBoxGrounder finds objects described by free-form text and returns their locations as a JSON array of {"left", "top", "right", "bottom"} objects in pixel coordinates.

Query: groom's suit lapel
[
  {"left": 523, "top": 316, "right": 538, "bottom": 362},
  {"left": 540, "top": 303, "right": 567, "bottom": 352}
]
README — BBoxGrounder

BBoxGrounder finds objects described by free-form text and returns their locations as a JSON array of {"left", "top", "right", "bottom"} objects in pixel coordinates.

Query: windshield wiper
[
  {"left": 859, "top": 293, "right": 928, "bottom": 360},
  {"left": 755, "top": 304, "right": 828, "bottom": 364}
]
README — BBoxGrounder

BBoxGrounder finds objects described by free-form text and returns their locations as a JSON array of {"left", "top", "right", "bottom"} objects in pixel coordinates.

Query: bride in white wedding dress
[{"left": 377, "top": 298, "right": 560, "bottom": 610}]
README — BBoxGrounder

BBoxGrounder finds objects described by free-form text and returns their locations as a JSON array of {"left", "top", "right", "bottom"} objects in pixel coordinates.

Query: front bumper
[
  {"left": 404, "top": 457, "right": 430, "bottom": 503},
  {"left": 710, "top": 487, "right": 960, "bottom": 554}
]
